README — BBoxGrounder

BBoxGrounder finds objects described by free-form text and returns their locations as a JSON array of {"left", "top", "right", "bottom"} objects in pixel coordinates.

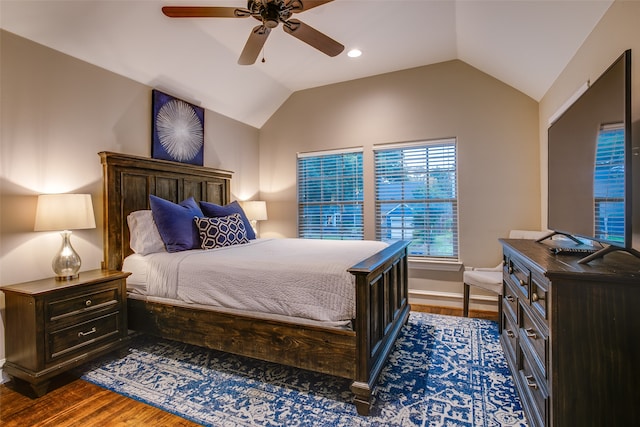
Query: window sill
[{"left": 408, "top": 257, "right": 463, "bottom": 272}]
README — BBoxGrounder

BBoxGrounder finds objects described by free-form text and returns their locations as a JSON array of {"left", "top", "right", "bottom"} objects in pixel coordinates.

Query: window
[
  {"left": 297, "top": 149, "right": 364, "bottom": 239},
  {"left": 374, "top": 139, "right": 458, "bottom": 258}
]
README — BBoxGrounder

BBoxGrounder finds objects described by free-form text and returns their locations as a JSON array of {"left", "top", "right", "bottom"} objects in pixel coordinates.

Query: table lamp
[
  {"left": 240, "top": 200, "right": 267, "bottom": 236},
  {"left": 34, "top": 193, "right": 96, "bottom": 280}
]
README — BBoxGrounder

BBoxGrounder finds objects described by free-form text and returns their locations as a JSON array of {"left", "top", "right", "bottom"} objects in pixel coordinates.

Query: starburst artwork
[{"left": 152, "top": 89, "right": 204, "bottom": 165}]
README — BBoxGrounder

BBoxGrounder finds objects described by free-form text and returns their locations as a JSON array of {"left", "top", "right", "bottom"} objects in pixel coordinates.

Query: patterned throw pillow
[
  {"left": 199, "top": 200, "right": 256, "bottom": 240},
  {"left": 194, "top": 213, "right": 249, "bottom": 249}
]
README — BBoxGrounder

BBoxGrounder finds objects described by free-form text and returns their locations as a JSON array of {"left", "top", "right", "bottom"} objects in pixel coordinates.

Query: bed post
[{"left": 348, "top": 240, "right": 411, "bottom": 415}]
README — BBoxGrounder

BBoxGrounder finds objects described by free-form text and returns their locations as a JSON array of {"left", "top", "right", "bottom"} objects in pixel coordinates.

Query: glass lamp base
[{"left": 52, "top": 230, "right": 81, "bottom": 281}]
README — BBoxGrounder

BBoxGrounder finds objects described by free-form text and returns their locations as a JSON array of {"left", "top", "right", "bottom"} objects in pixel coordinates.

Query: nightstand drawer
[
  {"left": 47, "top": 311, "right": 120, "bottom": 362},
  {"left": 48, "top": 286, "right": 120, "bottom": 322}
]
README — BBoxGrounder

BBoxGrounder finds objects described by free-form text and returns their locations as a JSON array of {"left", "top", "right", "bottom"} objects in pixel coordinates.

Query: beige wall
[
  {"left": 259, "top": 59, "right": 541, "bottom": 307},
  {"left": 0, "top": 30, "right": 260, "bottom": 363},
  {"left": 539, "top": 0, "right": 640, "bottom": 253}
]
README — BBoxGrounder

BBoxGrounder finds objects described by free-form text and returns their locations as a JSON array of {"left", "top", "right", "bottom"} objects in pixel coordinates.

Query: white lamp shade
[
  {"left": 34, "top": 194, "right": 96, "bottom": 231},
  {"left": 241, "top": 200, "right": 268, "bottom": 221}
]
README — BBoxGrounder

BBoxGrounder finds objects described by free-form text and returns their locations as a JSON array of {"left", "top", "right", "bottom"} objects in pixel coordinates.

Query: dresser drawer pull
[
  {"left": 85, "top": 299, "right": 92, "bottom": 307},
  {"left": 78, "top": 327, "right": 97, "bottom": 338},
  {"left": 508, "top": 266, "right": 513, "bottom": 274},
  {"left": 525, "top": 328, "right": 538, "bottom": 339},
  {"left": 506, "top": 329, "right": 515, "bottom": 338},
  {"left": 531, "top": 293, "right": 539, "bottom": 302},
  {"left": 505, "top": 295, "right": 515, "bottom": 302},
  {"left": 525, "top": 375, "right": 538, "bottom": 390},
  {"left": 519, "top": 279, "right": 526, "bottom": 287}
]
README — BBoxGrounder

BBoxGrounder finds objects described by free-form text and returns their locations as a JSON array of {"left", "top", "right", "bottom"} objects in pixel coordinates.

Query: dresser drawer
[
  {"left": 507, "top": 257, "right": 530, "bottom": 299},
  {"left": 530, "top": 272, "right": 548, "bottom": 321},
  {"left": 47, "top": 311, "right": 121, "bottom": 362},
  {"left": 518, "top": 349, "right": 548, "bottom": 427},
  {"left": 48, "top": 286, "right": 120, "bottom": 323},
  {"left": 503, "top": 281, "right": 519, "bottom": 319},
  {"left": 501, "top": 311, "right": 518, "bottom": 365},
  {"left": 520, "top": 304, "right": 548, "bottom": 379}
]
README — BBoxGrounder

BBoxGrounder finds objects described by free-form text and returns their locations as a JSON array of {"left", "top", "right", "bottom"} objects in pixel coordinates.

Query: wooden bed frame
[{"left": 100, "top": 151, "right": 410, "bottom": 415}]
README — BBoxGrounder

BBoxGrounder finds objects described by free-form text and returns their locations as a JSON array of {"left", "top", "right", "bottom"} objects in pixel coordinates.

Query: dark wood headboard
[{"left": 100, "top": 151, "right": 232, "bottom": 271}]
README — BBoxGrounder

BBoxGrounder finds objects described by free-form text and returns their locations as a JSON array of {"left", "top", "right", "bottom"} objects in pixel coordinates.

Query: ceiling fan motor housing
[{"left": 249, "top": 0, "right": 292, "bottom": 28}]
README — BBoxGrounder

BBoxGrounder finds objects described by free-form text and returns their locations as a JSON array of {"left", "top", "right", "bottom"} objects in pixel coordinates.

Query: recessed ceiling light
[{"left": 347, "top": 49, "right": 362, "bottom": 58}]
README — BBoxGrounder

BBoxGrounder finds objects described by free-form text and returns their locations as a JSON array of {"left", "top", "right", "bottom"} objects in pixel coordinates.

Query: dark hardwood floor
[
  {"left": 0, "top": 307, "right": 496, "bottom": 426},
  {"left": 0, "top": 372, "right": 199, "bottom": 426}
]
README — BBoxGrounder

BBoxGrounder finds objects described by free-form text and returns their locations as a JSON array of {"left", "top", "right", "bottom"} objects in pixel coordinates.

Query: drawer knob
[
  {"left": 519, "top": 279, "right": 526, "bottom": 287},
  {"left": 85, "top": 299, "right": 92, "bottom": 307},
  {"left": 508, "top": 267, "right": 513, "bottom": 274},
  {"left": 505, "top": 295, "right": 515, "bottom": 303},
  {"left": 532, "top": 292, "right": 539, "bottom": 302},
  {"left": 78, "top": 327, "right": 97, "bottom": 338},
  {"left": 525, "top": 328, "right": 538, "bottom": 339},
  {"left": 525, "top": 375, "right": 538, "bottom": 390},
  {"left": 506, "top": 329, "right": 515, "bottom": 338}
]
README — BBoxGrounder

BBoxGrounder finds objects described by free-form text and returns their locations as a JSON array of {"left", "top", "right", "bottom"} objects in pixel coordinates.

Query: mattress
[{"left": 123, "top": 238, "right": 388, "bottom": 325}]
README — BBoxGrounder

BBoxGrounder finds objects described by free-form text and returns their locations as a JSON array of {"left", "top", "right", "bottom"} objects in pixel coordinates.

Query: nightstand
[{"left": 1, "top": 269, "right": 130, "bottom": 397}]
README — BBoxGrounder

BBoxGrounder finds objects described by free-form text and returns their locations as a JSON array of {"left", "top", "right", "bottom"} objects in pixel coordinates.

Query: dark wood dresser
[
  {"left": 499, "top": 239, "right": 640, "bottom": 427},
  {"left": 1, "top": 269, "right": 130, "bottom": 397}
]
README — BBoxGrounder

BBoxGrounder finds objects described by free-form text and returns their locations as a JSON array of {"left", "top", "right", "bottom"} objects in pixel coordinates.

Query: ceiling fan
[{"left": 162, "top": 0, "right": 345, "bottom": 65}]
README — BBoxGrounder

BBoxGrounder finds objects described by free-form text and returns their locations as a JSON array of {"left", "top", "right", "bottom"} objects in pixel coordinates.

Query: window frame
[
  {"left": 296, "top": 148, "right": 364, "bottom": 240},
  {"left": 373, "top": 138, "right": 459, "bottom": 259}
]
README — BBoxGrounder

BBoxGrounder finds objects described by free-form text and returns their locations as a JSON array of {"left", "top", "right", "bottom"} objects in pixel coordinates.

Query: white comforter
[{"left": 124, "top": 238, "right": 388, "bottom": 323}]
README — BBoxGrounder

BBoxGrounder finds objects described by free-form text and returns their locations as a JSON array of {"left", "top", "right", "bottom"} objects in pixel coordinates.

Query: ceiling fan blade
[
  {"left": 286, "top": 0, "right": 334, "bottom": 13},
  {"left": 238, "top": 25, "right": 271, "bottom": 65},
  {"left": 283, "top": 19, "right": 344, "bottom": 57},
  {"left": 162, "top": 6, "right": 250, "bottom": 18}
]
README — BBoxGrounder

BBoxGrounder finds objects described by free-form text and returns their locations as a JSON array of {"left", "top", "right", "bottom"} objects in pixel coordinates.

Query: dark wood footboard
[
  {"left": 128, "top": 297, "right": 358, "bottom": 378},
  {"left": 349, "top": 239, "right": 411, "bottom": 415}
]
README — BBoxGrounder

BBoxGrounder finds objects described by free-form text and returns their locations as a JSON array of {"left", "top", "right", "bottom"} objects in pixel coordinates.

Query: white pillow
[{"left": 127, "top": 210, "right": 166, "bottom": 255}]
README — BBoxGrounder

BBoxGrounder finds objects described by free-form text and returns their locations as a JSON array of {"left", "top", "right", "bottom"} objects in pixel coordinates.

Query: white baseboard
[
  {"left": 409, "top": 289, "right": 499, "bottom": 312},
  {"left": 409, "top": 289, "right": 498, "bottom": 303}
]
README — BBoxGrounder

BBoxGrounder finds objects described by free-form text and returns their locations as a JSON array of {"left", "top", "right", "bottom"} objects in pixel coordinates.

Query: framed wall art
[{"left": 152, "top": 89, "right": 204, "bottom": 166}]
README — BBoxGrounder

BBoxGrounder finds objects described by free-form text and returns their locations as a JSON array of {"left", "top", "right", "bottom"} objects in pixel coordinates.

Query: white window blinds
[
  {"left": 297, "top": 149, "right": 364, "bottom": 239},
  {"left": 374, "top": 139, "right": 458, "bottom": 258}
]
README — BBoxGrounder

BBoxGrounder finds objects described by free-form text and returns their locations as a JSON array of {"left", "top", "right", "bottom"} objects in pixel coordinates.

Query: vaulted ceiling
[{"left": 0, "top": 0, "right": 613, "bottom": 128}]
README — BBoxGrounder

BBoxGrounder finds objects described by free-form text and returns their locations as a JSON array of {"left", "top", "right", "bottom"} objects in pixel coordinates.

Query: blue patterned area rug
[{"left": 80, "top": 312, "right": 527, "bottom": 426}]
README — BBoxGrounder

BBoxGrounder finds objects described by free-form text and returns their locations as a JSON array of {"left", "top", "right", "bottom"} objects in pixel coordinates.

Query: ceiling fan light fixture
[
  {"left": 348, "top": 48, "right": 362, "bottom": 58},
  {"left": 261, "top": 3, "right": 281, "bottom": 28}
]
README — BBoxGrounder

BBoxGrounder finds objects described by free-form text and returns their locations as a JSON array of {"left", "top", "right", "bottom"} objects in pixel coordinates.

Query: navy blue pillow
[
  {"left": 199, "top": 200, "right": 256, "bottom": 240},
  {"left": 149, "top": 195, "right": 204, "bottom": 252}
]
